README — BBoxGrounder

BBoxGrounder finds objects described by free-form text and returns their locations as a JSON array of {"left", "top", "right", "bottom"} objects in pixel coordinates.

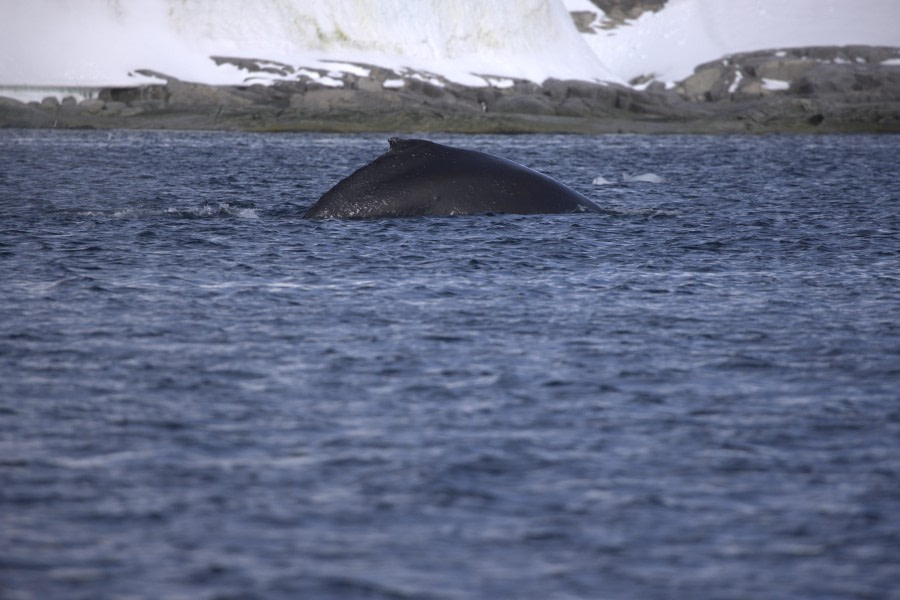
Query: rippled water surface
[{"left": 1, "top": 130, "right": 899, "bottom": 599}]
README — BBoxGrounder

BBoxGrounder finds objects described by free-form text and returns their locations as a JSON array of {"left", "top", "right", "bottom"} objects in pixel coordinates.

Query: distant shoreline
[
  {"left": 3, "top": 111, "right": 894, "bottom": 136},
  {"left": 4, "top": 46, "right": 899, "bottom": 135},
  {"left": 3, "top": 96, "right": 897, "bottom": 136}
]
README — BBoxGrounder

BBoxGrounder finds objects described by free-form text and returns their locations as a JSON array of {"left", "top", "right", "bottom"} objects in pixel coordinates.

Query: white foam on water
[{"left": 622, "top": 173, "right": 665, "bottom": 184}]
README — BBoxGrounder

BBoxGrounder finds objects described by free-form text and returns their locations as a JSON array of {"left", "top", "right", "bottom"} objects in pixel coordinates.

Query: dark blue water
[{"left": 1, "top": 130, "right": 899, "bottom": 599}]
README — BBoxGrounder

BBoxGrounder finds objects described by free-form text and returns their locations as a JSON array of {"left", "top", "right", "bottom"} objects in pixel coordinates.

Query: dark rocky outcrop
[
  {"left": 2, "top": 45, "right": 898, "bottom": 133},
  {"left": 575, "top": 0, "right": 668, "bottom": 30},
  {"left": 672, "top": 46, "right": 900, "bottom": 131},
  {"left": 678, "top": 46, "right": 900, "bottom": 102}
]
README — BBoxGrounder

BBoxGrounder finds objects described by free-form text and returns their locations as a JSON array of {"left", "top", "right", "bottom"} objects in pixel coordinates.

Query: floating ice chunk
[
  {"left": 592, "top": 175, "right": 615, "bottom": 185},
  {"left": 622, "top": 172, "right": 664, "bottom": 183}
]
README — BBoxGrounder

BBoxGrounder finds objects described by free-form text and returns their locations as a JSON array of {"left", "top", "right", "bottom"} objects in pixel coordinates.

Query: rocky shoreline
[{"left": 2, "top": 46, "right": 899, "bottom": 134}]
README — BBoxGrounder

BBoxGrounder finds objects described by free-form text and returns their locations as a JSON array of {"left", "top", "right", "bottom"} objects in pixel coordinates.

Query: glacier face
[
  {"left": 0, "top": 0, "right": 615, "bottom": 88},
  {"left": 2, "top": 0, "right": 898, "bottom": 95}
]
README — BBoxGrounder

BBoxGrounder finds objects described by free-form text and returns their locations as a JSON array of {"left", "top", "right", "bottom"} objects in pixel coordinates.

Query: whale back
[{"left": 303, "top": 138, "right": 601, "bottom": 219}]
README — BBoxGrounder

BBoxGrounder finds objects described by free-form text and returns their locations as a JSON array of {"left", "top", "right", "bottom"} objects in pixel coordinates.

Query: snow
[
  {"left": 0, "top": 0, "right": 615, "bottom": 94},
  {"left": 562, "top": 0, "right": 900, "bottom": 85},
  {"left": 762, "top": 78, "right": 791, "bottom": 92},
  {"left": 327, "top": 63, "right": 372, "bottom": 78},
  {"left": 2, "top": 0, "right": 898, "bottom": 101},
  {"left": 728, "top": 71, "right": 744, "bottom": 94},
  {"left": 295, "top": 69, "right": 344, "bottom": 88},
  {"left": 483, "top": 77, "right": 516, "bottom": 89},
  {"left": 409, "top": 73, "right": 447, "bottom": 88}
]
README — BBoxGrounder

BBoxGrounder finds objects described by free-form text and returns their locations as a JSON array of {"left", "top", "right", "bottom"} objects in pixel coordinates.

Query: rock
[
  {"left": 354, "top": 77, "right": 384, "bottom": 93},
  {"left": 167, "top": 79, "right": 255, "bottom": 109},
  {"left": 0, "top": 96, "right": 56, "bottom": 127},
  {"left": 590, "top": 0, "right": 668, "bottom": 28},
  {"left": 494, "top": 94, "right": 555, "bottom": 115},
  {"left": 754, "top": 58, "right": 818, "bottom": 81},
  {"left": 211, "top": 56, "right": 294, "bottom": 77},
  {"left": 99, "top": 85, "right": 168, "bottom": 105},
  {"left": 78, "top": 98, "right": 106, "bottom": 114},
  {"left": 807, "top": 113, "right": 826, "bottom": 126},
  {"left": 39, "top": 96, "right": 60, "bottom": 110},
  {"left": 129, "top": 99, "right": 166, "bottom": 112},
  {"left": 542, "top": 79, "right": 628, "bottom": 115},
  {"left": 2, "top": 43, "right": 898, "bottom": 133},
  {"left": 404, "top": 77, "right": 445, "bottom": 99},
  {"left": 736, "top": 80, "right": 767, "bottom": 98},
  {"left": 680, "top": 66, "right": 724, "bottom": 100},
  {"left": 571, "top": 11, "right": 598, "bottom": 33},
  {"left": 557, "top": 96, "right": 593, "bottom": 117},
  {"left": 102, "top": 101, "right": 127, "bottom": 115},
  {"left": 792, "top": 62, "right": 900, "bottom": 99},
  {"left": 541, "top": 78, "right": 571, "bottom": 103},
  {"left": 289, "top": 88, "right": 403, "bottom": 114}
]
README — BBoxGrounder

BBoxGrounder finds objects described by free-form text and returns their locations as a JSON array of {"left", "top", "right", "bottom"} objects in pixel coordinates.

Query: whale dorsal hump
[{"left": 388, "top": 138, "right": 434, "bottom": 152}]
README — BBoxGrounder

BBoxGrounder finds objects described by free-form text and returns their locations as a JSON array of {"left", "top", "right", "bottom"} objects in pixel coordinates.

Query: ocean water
[{"left": 1, "top": 130, "right": 898, "bottom": 600}]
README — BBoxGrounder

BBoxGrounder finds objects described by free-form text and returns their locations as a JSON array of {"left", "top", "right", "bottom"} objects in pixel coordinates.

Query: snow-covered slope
[
  {"left": 2, "top": 0, "right": 898, "bottom": 100},
  {"left": 0, "top": 0, "right": 614, "bottom": 91},
  {"left": 563, "top": 0, "right": 900, "bottom": 85}
]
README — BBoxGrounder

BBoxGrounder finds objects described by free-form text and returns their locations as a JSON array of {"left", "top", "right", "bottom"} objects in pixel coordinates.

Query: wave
[{"left": 75, "top": 203, "right": 260, "bottom": 220}]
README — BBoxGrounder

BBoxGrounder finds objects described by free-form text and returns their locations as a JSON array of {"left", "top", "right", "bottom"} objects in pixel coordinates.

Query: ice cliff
[{"left": 0, "top": 0, "right": 614, "bottom": 91}]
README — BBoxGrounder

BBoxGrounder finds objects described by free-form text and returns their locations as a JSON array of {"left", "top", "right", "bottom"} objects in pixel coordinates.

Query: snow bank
[
  {"left": 562, "top": 0, "right": 900, "bottom": 85},
  {"left": 0, "top": 0, "right": 615, "bottom": 91}
]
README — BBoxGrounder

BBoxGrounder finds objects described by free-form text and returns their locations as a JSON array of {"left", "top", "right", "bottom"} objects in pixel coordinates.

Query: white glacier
[
  {"left": 1, "top": 0, "right": 898, "bottom": 101},
  {"left": 0, "top": 0, "right": 615, "bottom": 92}
]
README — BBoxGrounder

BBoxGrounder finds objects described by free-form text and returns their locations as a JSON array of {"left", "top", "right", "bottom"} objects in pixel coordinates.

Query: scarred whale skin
[{"left": 303, "top": 138, "right": 602, "bottom": 219}]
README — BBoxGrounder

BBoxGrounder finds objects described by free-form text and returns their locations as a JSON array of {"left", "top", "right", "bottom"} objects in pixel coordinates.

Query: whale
[{"left": 302, "top": 138, "right": 603, "bottom": 219}]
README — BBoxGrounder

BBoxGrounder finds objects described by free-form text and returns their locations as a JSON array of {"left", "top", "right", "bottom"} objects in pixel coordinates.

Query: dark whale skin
[{"left": 303, "top": 138, "right": 602, "bottom": 219}]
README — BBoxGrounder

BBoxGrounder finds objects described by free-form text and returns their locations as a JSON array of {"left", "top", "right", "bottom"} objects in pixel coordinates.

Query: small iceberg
[{"left": 622, "top": 172, "right": 664, "bottom": 183}]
